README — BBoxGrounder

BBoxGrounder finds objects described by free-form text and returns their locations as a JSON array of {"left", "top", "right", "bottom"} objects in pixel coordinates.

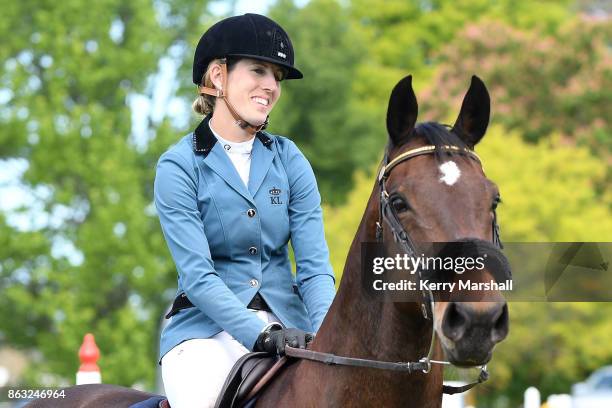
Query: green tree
[
  {"left": 267, "top": 0, "right": 371, "bottom": 203},
  {"left": 420, "top": 18, "right": 611, "bottom": 151},
  {"left": 300, "top": 0, "right": 575, "bottom": 203},
  {"left": 245, "top": 0, "right": 578, "bottom": 205},
  {"left": 348, "top": 0, "right": 574, "bottom": 82},
  {"left": 0, "top": 0, "right": 212, "bottom": 387},
  {"left": 475, "top": 127, "right": 612, "bottom": 406}
]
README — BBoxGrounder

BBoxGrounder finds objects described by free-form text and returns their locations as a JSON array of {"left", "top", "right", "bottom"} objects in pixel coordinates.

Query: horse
[{"left": 27, "top": 74, "right": 509, "bottom": 408}]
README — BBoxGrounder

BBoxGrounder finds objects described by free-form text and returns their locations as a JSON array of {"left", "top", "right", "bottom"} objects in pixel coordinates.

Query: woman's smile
[{"left": 252, "top": 96, "right": 269, "bottom": 106}]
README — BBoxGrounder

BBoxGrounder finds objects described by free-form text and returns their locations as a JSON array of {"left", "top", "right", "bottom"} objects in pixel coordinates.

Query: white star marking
[{"left": 439, "top": 161, "right": 461, "bottom": 186}]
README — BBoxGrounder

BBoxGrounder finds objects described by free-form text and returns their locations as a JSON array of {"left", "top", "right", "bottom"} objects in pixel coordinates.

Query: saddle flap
[
  {"left": 214, "top": 352, "right": 276, "bottom": 408},
  {"left": 233, "top": 356, "right": 278, "bottom": 406}
]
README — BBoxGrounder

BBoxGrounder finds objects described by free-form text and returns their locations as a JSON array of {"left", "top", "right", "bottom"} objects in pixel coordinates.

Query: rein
[
  {"left": 285, "top": 144, "right": 503, "bottom": 395},
  {"left": 284, "top": 346, "right": 489, "bottom": 395}
]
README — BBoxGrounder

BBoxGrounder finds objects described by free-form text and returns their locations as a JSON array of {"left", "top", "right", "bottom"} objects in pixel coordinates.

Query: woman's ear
[{"left": 208, "top": 63, "right": 223, "bottom": 91}]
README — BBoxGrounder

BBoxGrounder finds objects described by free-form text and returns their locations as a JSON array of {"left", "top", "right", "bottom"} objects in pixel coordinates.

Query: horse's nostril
[
  {"left": 442, "top": 302, "right": 469, "bottom": 342},
  {"left": 492, "top": 303, "right": 509, "bottom": 343}
]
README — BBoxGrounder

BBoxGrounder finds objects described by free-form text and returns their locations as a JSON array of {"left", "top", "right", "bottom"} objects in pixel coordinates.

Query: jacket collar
[
  {"left": 193, "top": 114, "right": 273, "bottom": 156},
  {"left": 192, "top": 114, "right": 277, "bottom": 204}
]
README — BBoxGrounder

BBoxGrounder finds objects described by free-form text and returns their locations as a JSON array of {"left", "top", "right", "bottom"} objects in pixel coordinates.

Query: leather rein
[{"left": 284, "top": 144, "right": 503, "bottom": 395}]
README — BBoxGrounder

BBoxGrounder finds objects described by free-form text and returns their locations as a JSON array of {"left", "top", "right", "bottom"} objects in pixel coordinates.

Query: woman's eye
[
  {"left": 391, "top": 196, "right": 409, "bottom": 213},
  {"left": 253, "top": 68, "right": 265, "bottom": 75}
]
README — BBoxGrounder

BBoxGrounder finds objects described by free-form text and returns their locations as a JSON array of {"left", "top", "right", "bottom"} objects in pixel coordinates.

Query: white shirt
[{"left": 209, "top": 122, "right": 254, "bottom": 187}]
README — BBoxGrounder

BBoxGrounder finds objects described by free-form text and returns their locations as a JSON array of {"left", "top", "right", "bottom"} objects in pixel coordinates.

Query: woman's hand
[{"left": 254, "top": 324, "right": 314, "bottom": 355}]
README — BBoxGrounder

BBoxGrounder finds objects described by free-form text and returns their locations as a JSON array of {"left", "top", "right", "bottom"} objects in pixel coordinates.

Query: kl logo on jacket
[{"left": 269, "top": 187, "right": 283, "bottom": 205}]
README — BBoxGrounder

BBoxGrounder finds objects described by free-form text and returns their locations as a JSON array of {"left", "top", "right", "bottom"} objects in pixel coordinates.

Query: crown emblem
[{"left": 269, "top": 187, "right": 281, "bottom": 196}]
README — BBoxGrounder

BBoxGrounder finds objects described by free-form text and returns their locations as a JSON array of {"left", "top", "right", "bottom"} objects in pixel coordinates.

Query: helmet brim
[{"left": 228, "top": 54, "right": 303, "bottom": 80}]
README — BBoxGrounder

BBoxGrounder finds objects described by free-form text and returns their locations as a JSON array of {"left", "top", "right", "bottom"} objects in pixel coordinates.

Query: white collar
[{"left": 208, "top": 122, "right": 255, "bottom": 155}]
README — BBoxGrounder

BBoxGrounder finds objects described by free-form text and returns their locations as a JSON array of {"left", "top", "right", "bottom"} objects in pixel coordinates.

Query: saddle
[
  {"left": 129, "top": 352, "right": 287, "bottom": 408},
  {"left": 214, "top": 352, "right": 288, "bottom": 408}
]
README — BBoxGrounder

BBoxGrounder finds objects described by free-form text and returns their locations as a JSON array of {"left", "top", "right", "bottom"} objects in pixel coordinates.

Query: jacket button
[
  {"left": 249, "top": 279, "right": 259, "bottom": 288},
  {"left": 249, "top": 246, "right": 258, "bottom": 255},
  {"left": 247, "top": 209, "right": 256, "bottom": 217}
]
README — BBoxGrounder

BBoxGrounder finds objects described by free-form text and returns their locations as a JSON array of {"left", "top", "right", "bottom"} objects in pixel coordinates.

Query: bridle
[
  {"left": 284, "top": 144, "right": 504, "bottom": 395},
  {"left": 377, "top": 144, "right": 503, "bottom": 320}
]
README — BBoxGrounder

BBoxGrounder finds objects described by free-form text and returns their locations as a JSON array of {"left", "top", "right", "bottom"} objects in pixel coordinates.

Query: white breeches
[{"left": 161, "top": 310, "right": 279, "bottom": 408}]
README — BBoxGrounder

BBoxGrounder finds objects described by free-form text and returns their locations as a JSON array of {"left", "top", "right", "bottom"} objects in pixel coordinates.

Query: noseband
[{"left": 284, "top": 144, "right": 504, "bottom": 395}]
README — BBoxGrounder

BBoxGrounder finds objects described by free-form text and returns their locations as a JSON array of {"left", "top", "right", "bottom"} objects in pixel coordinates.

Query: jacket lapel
[
  {"left": 203, "top": 143, "right": 254, "bottom": 204},
  {"left": 193, "top": 116, "right": 254, "bottom": 205},
  {"left": 248, "top": 135, "right": 276, "bottom": 197}
]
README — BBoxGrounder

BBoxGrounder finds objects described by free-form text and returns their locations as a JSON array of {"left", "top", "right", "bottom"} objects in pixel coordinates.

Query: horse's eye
[
  {"left": 391, "top": 196, "right": 409, "bottom": 213},
  {"left": 492, "top": 194, "right": 502, "bottom": 211}
]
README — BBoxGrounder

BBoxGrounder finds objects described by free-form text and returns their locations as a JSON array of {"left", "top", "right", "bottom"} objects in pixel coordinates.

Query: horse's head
[{"left": 382, "top": 75, "right": 509, "bottom": 367}]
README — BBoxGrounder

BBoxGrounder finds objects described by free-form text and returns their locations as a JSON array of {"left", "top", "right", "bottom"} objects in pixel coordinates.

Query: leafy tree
[
  {"left": 323, "top": 171, "right": 375, "bottom": 274},
  {"left": 262, "top": 0, "right": 580, "bottom": 204},
  {"left": 420, "top": 18, "right": 611, "bottom": 152},
  {"left": 348, "top": 0, "right": 574, "bottom": 80},
  {"left": 0, "top": 0, "right": 212, "bottom": 388},
  {"left": 266, "top": 0, "right": 371, "bottom": 203},
  {"left": 475, "top": 127, "right": 612, "bottom": 405},
  {"left": 300, "top": 0, "right": 575, "bottom": 203}
]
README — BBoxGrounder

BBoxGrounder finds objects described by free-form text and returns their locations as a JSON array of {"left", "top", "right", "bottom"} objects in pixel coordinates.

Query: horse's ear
[
  {"left": 387, "top": 75, "right": 418, "bottom": 147},
  {"left": 452, "top": 76, "right": 490, "bottom": 148}
]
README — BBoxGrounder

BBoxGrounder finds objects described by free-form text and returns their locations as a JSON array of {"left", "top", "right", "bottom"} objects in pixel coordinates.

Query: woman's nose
[{"left": 261, "top": 72, "right": 279, "bottom": 92}]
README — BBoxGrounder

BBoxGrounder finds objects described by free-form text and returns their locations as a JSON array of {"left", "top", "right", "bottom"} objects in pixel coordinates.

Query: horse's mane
[
  {"left": 413, "top": 122, "right": 469, "bottom": 161},
  {"left": 381, "top": 121, "right": 472, "bottom": 172}
]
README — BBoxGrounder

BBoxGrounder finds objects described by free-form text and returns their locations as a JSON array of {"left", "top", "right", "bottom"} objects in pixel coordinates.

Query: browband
[{"left": 379, "top": 145, "right": 481, "bottom": 182}]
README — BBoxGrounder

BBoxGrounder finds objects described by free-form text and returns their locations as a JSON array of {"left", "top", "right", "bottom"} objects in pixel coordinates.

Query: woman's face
[{"left": 224, "top": 58, "right": 284, "bottom": 126}]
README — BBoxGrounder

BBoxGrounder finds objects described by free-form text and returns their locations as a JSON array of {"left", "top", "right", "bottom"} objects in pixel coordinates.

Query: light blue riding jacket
[{"left": 155, "top": 116, "right": 336, "bottom": 360}]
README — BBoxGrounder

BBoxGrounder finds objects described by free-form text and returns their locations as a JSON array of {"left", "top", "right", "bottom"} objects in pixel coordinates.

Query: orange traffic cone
[{"left": 76, "top": 333, "right": 101, "bottom": 385}]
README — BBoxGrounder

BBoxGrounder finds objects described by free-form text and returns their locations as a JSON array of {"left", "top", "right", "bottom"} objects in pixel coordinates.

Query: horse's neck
[
  {"left": 295, "top": 190, "right": 443, "bottom": 406},
  {"left": 259, "top": 186, "right": 444, "bottom": 407},
  {"left": 314, "top": 189, "right": 433, "bottom": 362}
]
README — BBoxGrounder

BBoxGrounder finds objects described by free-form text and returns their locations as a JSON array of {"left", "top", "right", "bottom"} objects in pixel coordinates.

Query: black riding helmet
[{"left": 192, "top": 13, "right": 303, "bottom": 85}]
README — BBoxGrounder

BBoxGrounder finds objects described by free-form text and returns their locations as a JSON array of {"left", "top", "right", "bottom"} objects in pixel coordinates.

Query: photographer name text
[{"left": 372, "top": 279, "right": 513, "bottom": 292}]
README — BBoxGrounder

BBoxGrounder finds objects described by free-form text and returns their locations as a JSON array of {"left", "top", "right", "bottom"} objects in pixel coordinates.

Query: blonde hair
[{"left": 192, "top": 59, "right": 220, "bottom": 116}]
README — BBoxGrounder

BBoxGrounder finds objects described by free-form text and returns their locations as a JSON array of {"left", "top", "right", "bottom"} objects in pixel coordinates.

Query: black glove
[{"left": 254, "top": 324, "right": 314, "bottom": 355}]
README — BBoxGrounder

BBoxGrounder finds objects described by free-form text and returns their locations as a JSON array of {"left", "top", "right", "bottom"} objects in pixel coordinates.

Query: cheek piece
[{"left": 199, "top": 58, "right": 269, "bottom": 135}]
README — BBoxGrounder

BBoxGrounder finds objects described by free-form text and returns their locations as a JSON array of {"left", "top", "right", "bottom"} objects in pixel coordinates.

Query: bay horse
[{"left": 27, "top": 75, "right": 509, "bottom": 408}]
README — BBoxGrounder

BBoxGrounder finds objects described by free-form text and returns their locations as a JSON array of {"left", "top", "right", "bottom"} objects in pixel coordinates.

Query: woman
[{"left": 154, "top": 13, "right": 336, "bottom": 408}]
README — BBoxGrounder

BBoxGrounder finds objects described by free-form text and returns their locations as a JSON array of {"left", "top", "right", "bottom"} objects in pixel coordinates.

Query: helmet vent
[{"left": 272, "top": 29, "right": 288, "bottom": 60}]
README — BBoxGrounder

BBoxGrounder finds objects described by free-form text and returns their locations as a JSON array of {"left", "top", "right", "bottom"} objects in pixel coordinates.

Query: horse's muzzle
[{"left": 441, "top": 301, "right": 509, "bottom": 365}]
